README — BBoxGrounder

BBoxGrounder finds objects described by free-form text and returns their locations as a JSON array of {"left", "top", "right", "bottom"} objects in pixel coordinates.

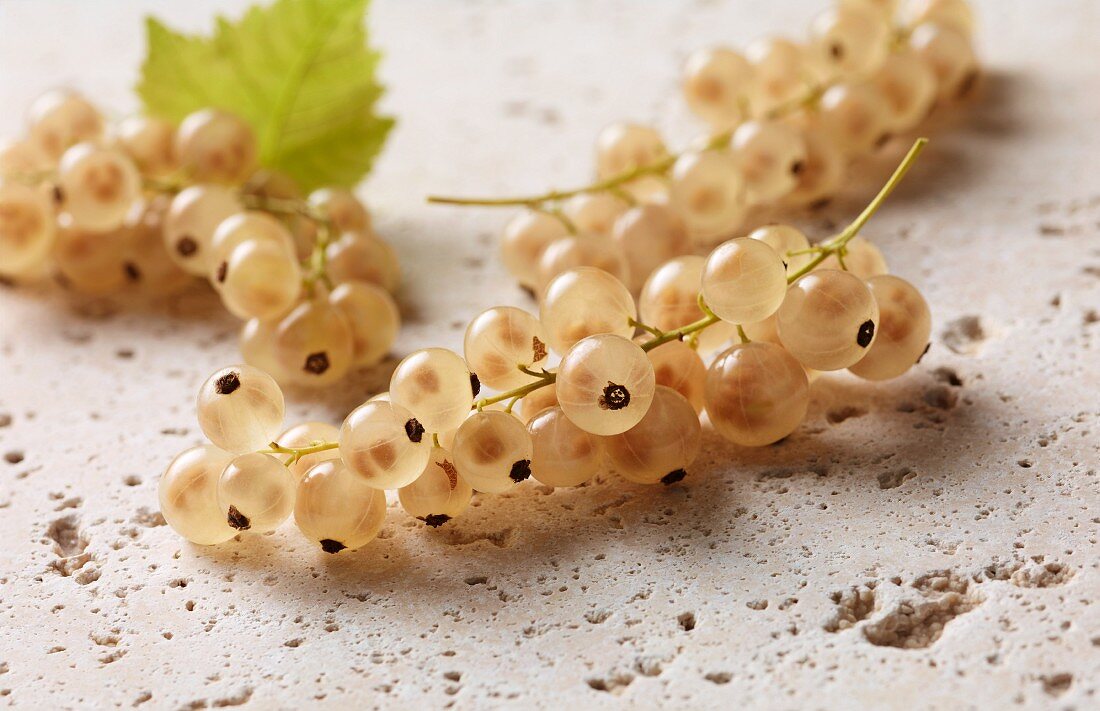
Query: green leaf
[{"left": 137, "top": 0, "right": 393, "bottom": 192}]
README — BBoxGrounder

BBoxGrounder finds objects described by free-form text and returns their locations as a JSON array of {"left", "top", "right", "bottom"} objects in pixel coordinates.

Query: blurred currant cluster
[
  {"left": 0, "top": 91, "right": 401, "bottom": 386},
  {"left": 456, "top": 0, "right": 978, "bottom": 295}
]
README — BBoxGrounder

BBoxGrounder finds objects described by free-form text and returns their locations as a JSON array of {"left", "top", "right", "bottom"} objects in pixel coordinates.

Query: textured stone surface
[{"left": 1, "top": 0, "right": 1098, "bottom": 708}]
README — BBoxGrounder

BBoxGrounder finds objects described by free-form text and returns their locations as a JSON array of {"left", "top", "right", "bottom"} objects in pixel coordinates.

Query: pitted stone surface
[{"left": 0, "top": 0, "right": 1098, "bottom": 708}]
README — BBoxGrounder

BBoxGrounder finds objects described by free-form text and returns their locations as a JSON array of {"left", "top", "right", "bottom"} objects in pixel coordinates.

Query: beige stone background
[{"left": 1, "top": 0, "right": 1098, "bottom": 708}]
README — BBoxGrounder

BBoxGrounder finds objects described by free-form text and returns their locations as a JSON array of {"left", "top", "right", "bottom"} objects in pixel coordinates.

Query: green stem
[
  {"left": 260, "top": 440, "right": 340, "bottom": 466},
  {"left": 785, "top": 137, "right": 928, "bottom": 284},
  {"left": 737, "top": 324, "right": 751, "bottom": 344}
]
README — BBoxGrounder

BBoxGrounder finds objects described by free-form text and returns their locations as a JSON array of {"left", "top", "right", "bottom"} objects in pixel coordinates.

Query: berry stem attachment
[
  {"left": 737, "top": 324, "right": 751, "bottom": 344},
  {"left": 260, "top": 440, "right": 340, "bottom": 466},
  {"left": 786, "top": 137, "right": 928, "bottom": 284}
]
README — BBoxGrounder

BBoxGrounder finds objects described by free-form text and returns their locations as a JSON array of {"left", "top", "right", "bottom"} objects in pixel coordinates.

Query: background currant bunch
[
  {"left": 160, "top": 140, "right": 934, "bottom": 555},
  {"left": 0, "top": 92, "right": 401, "bottom": 386},
  {"left": 434, "top": 0, "right": 978, "bottom": 296}
]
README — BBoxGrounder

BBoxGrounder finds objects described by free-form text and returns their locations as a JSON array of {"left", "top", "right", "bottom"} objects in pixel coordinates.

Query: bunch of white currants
[
  {"left": 0, "top": 91, "right": 401, "bottom": 386},
  {"left": 161, "top": 142, "right": 933, "bottom": 554},
  {"left": 480, "top": 0, "right": 978, "bottom": 295}
]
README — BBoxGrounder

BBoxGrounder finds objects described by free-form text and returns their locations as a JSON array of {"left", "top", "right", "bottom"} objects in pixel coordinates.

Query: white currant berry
[
  {"left": 818, "top": 236, "right": 889, "bottom": 278},
  {"left": 705, "top": 342, "right": 810, "bottom": 446},
  {"left": 389, "top": 348, "right": 475, "bottom": 433},
  {"left": 539, "top": 267, "right": 636, "bottom": 354},
  {"left": 905, "top": 0, "right": 975, "bottom": 37},
  {"left": 398, "top": 446, "right": 473, "bottom": 525},
  {"left": 645, "top": 339, "right": 707, "bottom": 415},
  {"left": 817, "top": 82, "right": 892, "bottom": 155},
  {"left": 556, "top": 333, "right": 655, "bottom": 436},
  {"left": 702, "top": 237, "right": 789, "bottom": 325},
  {"left": 295, "top": 459, "right": 387, "bottom": 553},
  {"left": 326, "top": 230, "right": 401, "bottom": 292},
  {"left": 217, "top": 452, "right": 296, "bottom": 533},
  {"left": 309, "top": 187, "right": 371, "bottom": 233},
  {"left": 114, "top": 115, "right": 177, "bottom": 178},
  {"left": 452, "top": 410, "right": 533, "bottom": 494},
  {"left": 0, "top": 181, "right": 56, "bottom": 278},
  {"left": 748, "top": 224, "right": 813, "bottom": 275},
  {"left": 871, "top": 51, "right": 938, "bottom": 133},
  {"left": 196, "top": 365, "right": 285, "bottom": 454},
  {"left": 276, "top": 421, "right": 342, "bottom": 481},
  {"left": 329, "top": 280, "right": 401, "bottom": 367},
  {"left": 26, "top": 89, "right": 103, "bottom": 161},
  {"left": 209, "top": 211, "right": 297, "bottom": 269},
  {"left": 175, "top": 109, "right": 258, "bottom": 184},
  {"left": 638, "top": 256, "right": 736, "bottom": 355},
  {"left": 562, "top": 193, "right": 628, "bottom": 237},
  {"left": 605, "top": 386, "right": 701, "bottom": 485},
  {"left": 58, "top": 143, "right": 141, "bottom": 232},
  {"left": 158, "top": 445, "right": 237, "bottom": 545},
  {"left": 595, "top": 122, "right": 668, "bottom": 179},
  {"left": 732, "top": 120, "right": 807, "bottom": 204},
  {"left": 217, "top": 240, "right": 303, "bottom": 321},
  {"left": 908, "top": 22, "right": 978, "bottom": 101},
  {"left": 682, "top": 47, "right": 754, "bottom": 130},
  {"left": 163, "top": 184, "right": 242, "bottom": 276},
  {"left": 777, "top": 269, "right": 880, "bottom": 370},
  {"left": 272, "top": 300, "right": 355, "bottom": 386},
  {"left": 810, "top": 4, "right": 891, "bottom": 78},
  {"left": 527, "top": 406, "right": 603, "bottom": 488},
  {"left": 340, "top": 399, "right": 431, "bottom": 489},
  {"left": 848, "top": 275, "right": 932, "bottom": 380},
  {"left": 500, "top": 209, "right": 568, "bottom": 289},
  {"left": 612, "top": 203, "right": 693, "bottom": 289},
  {"left": 537, "top": 233, "right": 630, "bottom": 289},
  {"left": 463, "top": 306, "right": 549, "bottom": 391},
  {"left": 783, "top": 120, "right": 846, "bottom": 207},
  {"left": 667, "top": 151, "right": 747, "bottom": 245}
]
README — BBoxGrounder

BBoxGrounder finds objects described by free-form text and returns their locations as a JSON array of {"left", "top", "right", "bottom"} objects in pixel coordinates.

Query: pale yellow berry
[
  {"left": 682, "top": 47, "right": 754, "bottom": 130},
  {"left": 702, "top": 237, "right": 788, "bottom": 325},
  {"left": 159, "top": 445, "right": 237, "bottom": 545},
  {"left": 848, "top": 275, "right": 932, "bottom": 380},
  {"left": 276, "top": 421, "right": 341, "bottom": 481},
  {"left": 777, "top": 269, "right": 880, "bottom": 370},
  {"left": 464, "top": 306, "right": 549, "bottom": 391},
  {"left": 556, "top": 334, "right": 655, "bottom": 436},
  {"left": 452, "top": 410, "right": 532, "bottom": 493},
  {"left": 398, "top": 446, "right": 473, "bottom": 524},
  {"left": 705, "top": 343, "right": 810, "bottom": 447},
  {"left": 339, "top": 400, "right": 431, "bottom": 489},
  {"left": 527, "top": 406, "right": 603, "bottom": 487},
  {"left": 217, "top": 452, "right": 296, "bottom": 533},
  {"left": 295, "top": 459, "right": 387, "bottom": 553},
  {"left": 611, "top": 203, "right": 693, "bottom": 290},
  {"left": 539, "top": 267, "right": 636, "bottom": 354},
  {"left": 606, "top": 386, "right": 701, "bottom": 485},
  {"left": 196, "top": 365, "right": 285, "bottom": 454}
]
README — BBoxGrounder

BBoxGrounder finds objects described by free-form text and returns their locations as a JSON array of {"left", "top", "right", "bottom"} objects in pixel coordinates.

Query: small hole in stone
[
  {"left": 677, "top": 612, "right": 696, "bottom": 631},
  {"left": 4, "top": 451, "right": 24, "bottom": 465}
]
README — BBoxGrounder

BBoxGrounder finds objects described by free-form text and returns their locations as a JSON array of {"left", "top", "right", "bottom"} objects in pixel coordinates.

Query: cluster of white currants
[
  {"left": 0, "top": 90, "right": 401, "bottom": 386},
  {"left": 160, "top": 141, "right": 933, "bottom": 554},
  {"left": 455, "top": 0, "right": 977, "bottom": 296}
]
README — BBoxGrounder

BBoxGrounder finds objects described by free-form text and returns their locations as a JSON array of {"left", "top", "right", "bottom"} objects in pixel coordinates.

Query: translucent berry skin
[
  {"left": 777, "top": 269, "right": 880, "bottom": 370},
  {"left": 52, "top": 223, "right": 130, "bottom": 296},
  {"left": 217, "top": 452, "right": 296, "bottom": 533},
  {"left": 398, "top": 446, "right": 473, "bottom": 521},
  {"left": 645, "top": 339, "right": 707, "bottom": 415},
  {"left": 163, "top": 185, "right": 242, "bottom": 276},
  {"left": 500, "top": 210, "right": 568, "bottom": 288},
  {"left": 295, "top": 459, "right": 387, "bottom": 553},
  {"left": 158, "top": 445, "right": 237, "bottom": 545},
  {"left": 308, "top": 188, "right": 371, "bottom": 233},
  {"left": 218, "top": 240, "right": 303, "bottom": 321},
  {"left": 329, "top": 281, "right": 401, "bottom": 368},
  {"left": 539, "top": 267, "right": 636, "bottom": 355},
  {"left": 614, "top": 203, "right": 693, "bottom": 289},
  {"left": 197, "top": 365, "right": 285, "bottom": 454},
  {"left": 818, "top": 83, "right": 892, "bottom": 156},
  {"left": 871, "top": 51, "right": 938, "bottom": 133},
  {"left": 731, "top": 120, "right": 806, "bottom": 204},
  {"left": 783, "top": 121, "right": 845, "bottom": 207},
  {"left": 276, "top": 421, "right": 341, "bottom": 481},
  {"left": 810, "top": 5, "right": 890, "bottom": 78},
  {"left": 0, "top": 181, "right": 56, "bottom": 278},
  {"left": 606, "top": 386, "right": 701, "bottom": 485},
  {"left": 702, "top": 237, "right": 788, "bottom": 325},
  {"left": 595, "top": 122, "right": 668, "bottom": 180},
  {"left": 682, "top": 47, "right": 754, "bottom": 130},
  {"left": 639, "top": 256, "right": 735, "bottom": 355},
  {"left": 908, "top": 22, "right": 978, "bottom": 101},
  {"left": 58, "top": 143, "right": 141, "bottom": 232},
  {"left": 452, "top": 410, "right": 533, "bottom": 494},
  {"left": 848, "top": 275, "right": 932, "bottom": 381},
  {"left": 517, "top": 376, "right": 560, "bottom": 423},
  {"left": 528, "top": 406, "right": 603, "bottom": 488},
  {"left": 339, "top": 400, "right": 431, "bottom": 489},
  {"left": 26, "top": 89, "right": 103, "bottom": 161},
  {"left": 562, "top": 193, "right": 628, "bottom": 238},
  {"left": 538, "top": 233, "right": 630, "bottom": 289},
  {"left": 114, "top": 115, "right": 177, "bottom": 178},
  {"left": 748, "top": 224, "right": 813, "bottom": 275},
  {"left": 273, "top": 300, "right": 355, "bottom": 386},
  {"left": 464, "top": 306, "right": 549, "bottom": 391},
  {"left": 209, "top": 211, "right": 296, "bottom": 267},
  {"left": 239, "top": 319, "right": 293, "bottom": 382},
  {"left": 0, "top": 138, "right": 51, "bottom": 181},
  {"left": 818, "top": 236, "right": 889, "bottom": 279},
  {"left": 705, "top": 342, "right": 810, "bottom": 447},
  {"left": 557, "top": 334, "right": 656, "bottom": 436},
  {"left": 326, "top": 230, "right": 401, "bottom": 293},
  {"left": 747, "top": 38, "right": 820, "bottom": 114},
  {"left": 389, "top": 348, "right": 474, "bottom": 433},
  {"left": 175, "top": 109, "right": 258, "bottom": 184},
  {"left": 667, "top": 151, "right": 746, "bottom": 246}
]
